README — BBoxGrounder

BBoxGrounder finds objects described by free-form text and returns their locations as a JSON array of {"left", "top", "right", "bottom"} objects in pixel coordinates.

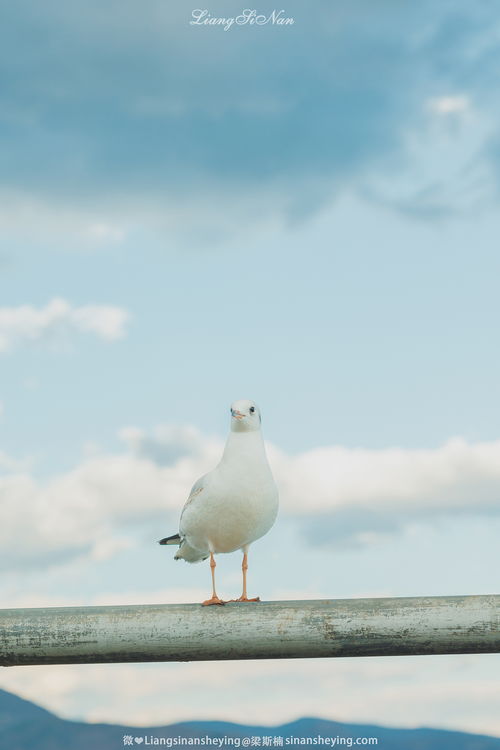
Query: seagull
[{"left": 159, "top": 399, "right": 279, "bottom": 605}]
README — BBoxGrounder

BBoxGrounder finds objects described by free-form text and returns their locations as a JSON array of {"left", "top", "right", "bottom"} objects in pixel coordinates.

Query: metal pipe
[{"left": 0, "top": 595, "right": 498, "bottom": 666}]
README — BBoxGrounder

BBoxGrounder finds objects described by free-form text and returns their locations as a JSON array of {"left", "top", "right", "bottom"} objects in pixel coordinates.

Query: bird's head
[{"left": 230, "top": 399, "right": 261, "bottom": 432}]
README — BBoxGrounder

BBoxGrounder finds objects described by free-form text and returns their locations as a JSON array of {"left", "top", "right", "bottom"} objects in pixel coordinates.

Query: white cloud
[
  {"left": 70, "top": 303, "right": 129, "bottom": 340},
  {"left": 273, "top": 437, "right": 500, "bottom": 513},
  {"left": 0, "top": 192, "right": 133, "bottom": 249},
  {"left": 427, "top": 95, "right": 470, "bottom": 115},
  {"left": 86, "top": 222, "right": 125, "bottom": 243},
  {"left": 118, "top": 424, "right": 211, "bottom": 465},
  {"left": 0, "top": 298, "right": 129, "bottom": 352},
  {"left": 0, "top": 428, "right": 222, "bottom": 570},
  {"left": 271, "top": 437, "right": 500, "bottom": 546},
  {"left": 1, "top": 427, "right": 500, "bottom": 570}
]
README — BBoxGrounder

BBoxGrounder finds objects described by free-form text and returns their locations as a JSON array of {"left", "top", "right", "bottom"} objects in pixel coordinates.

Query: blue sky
[
  {"left": 3, "top": 196, "right": 500, "bottom": 467},
  {"left": 0, "top": 0, "right": 500, "bottom": 738}
]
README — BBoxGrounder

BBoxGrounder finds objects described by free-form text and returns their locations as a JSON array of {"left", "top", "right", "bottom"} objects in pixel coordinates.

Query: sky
[{"left": 1, "top": 0, "right": 500, "bottom": 738}]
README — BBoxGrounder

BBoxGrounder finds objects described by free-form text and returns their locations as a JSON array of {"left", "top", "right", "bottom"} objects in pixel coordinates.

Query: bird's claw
[{"left": 201, "top": 596, "right": 226, "bottom": 606}]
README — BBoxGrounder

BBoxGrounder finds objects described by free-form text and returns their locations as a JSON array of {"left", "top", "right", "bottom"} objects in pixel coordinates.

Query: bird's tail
[
  {"left": 174, "top": 541, "right": 209, "bottom": 563},
  {"left": 159, "top": 533, "right": 208, "bottom": 562},
  {"left": 158, "top": 533, "right": 181, "bottom": 545}
]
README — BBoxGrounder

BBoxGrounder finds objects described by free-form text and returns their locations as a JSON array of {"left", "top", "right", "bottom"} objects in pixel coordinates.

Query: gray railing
[{"left": 0, "top": 595, "right": 498, "bottom": 666}]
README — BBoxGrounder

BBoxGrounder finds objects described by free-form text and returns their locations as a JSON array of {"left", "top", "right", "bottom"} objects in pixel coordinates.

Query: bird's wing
[{"left": 179, "top": 473, "right": 208, "bottom": 522}]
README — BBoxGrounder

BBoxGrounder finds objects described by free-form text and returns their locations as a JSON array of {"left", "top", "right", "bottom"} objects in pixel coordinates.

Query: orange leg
[
  {"left": 230, "top": 551, "right": 260, "bottom": 602},
  {"left": 202, "top": 552, "right": 225, "bottom": 606}
]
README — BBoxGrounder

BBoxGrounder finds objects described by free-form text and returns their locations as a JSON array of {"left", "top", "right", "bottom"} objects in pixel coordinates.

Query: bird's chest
[
  {"left": 200, "top": 470, "right": 277, "bottom": 551},
  {"left": 212, "top": 466, "right": 274, "bottom": 508}
]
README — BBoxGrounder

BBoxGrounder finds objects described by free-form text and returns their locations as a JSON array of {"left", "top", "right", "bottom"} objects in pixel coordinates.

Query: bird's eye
[{"left": 249, "top": 406, "right": 255, "bottom": 413}]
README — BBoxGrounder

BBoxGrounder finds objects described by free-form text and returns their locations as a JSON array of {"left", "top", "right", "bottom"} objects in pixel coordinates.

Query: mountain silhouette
[{"left": 0, "top": 688, "right": 499, "bottom": 750}]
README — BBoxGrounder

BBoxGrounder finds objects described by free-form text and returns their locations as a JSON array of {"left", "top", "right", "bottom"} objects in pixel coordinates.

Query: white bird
[{"left": 159, "top": 399, "right": 279, "bottom": 605}]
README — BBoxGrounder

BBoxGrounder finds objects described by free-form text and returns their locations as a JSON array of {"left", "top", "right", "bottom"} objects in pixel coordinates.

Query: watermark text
[{"left": 189, "top": 9, "right": 295, "bottom": 30}]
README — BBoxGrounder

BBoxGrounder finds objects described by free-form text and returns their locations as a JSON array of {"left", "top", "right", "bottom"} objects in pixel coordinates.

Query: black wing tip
[{"left": 158, "top": 533, "right": 181, "bottom": 546}]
